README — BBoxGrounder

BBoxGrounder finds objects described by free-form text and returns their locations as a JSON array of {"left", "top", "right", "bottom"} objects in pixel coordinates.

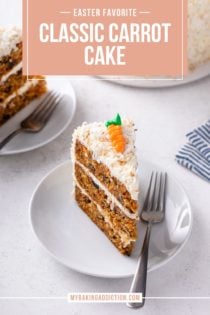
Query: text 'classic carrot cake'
[
  {"left": 0, "top": 26, "right": 47, "bottom": 126},
  {"left": 71, "top": 114, "right": 139, "bottom": 255}
]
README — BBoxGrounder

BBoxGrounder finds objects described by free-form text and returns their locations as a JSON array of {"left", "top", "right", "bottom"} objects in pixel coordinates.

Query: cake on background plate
[
  {"left": 0, "top": 26, "right": 47, "bottom": 126},
  {"left": 188, "top": 0, "right": 210, "bottom": 69},
  {"left": 101, "top": 1, "right": 210, "bottom": 87},
  {"left": 71, "top": 114, "right": 139, "bottom": 255}
]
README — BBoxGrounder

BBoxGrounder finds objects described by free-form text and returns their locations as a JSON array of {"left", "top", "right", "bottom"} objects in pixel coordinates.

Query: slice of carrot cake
[
  {"left": 0, "top": 26, "right": 47, "bottom": 126},
  {"left": 71, "top": 114, "right": 139, "bottom": 255}
]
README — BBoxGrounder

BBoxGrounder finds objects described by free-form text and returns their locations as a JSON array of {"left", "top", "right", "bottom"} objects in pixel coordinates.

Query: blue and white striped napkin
[{"left": 176, "top": 120, "right": 210, "bottom": 182}]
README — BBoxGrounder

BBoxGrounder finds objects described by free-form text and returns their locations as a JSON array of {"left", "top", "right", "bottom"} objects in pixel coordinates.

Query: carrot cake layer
[
  {"left": 0, "top": 79, "right": 46, "bottom": 125},
  {"left": 75, "top": 185, "right": 135, "bottom": 255},
  {"left": 0, "top": 71, "right": 43, "bottom": 102}
]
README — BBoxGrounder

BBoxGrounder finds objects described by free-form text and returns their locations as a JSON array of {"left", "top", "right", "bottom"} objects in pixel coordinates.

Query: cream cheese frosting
[
  {"left": 0, "top": 26, "right": 21, "bottom": 59},
  {"left": 72, "top": 119, "right": 139, "bottom": 201}
]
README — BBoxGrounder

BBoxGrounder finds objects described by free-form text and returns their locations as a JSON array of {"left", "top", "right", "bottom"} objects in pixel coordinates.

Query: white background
[{"left": 0, "top": 0, "right": 210, "bottom": 314}]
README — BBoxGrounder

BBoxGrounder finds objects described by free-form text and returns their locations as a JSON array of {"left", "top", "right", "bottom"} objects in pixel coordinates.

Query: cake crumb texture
[
  {"left": 75, "top": 162, "right": 138, "bottom": 239},
  {"left": 75, "top": 186, "right": 135, "bottom": 256},
  {"left": 0, "top": 79, "right": 47, "bottom": 125},
  {"left": 75, "top": 140, "right": 138, "bottom": 214}
]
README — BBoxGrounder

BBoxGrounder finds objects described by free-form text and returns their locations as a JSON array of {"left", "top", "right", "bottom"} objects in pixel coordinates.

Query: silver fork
[
  {"left": 0, "top": 91, "right": 63, "bottom": 150},
  {"left": 127, "top": 172, "right": 167, "bottom": 309}
]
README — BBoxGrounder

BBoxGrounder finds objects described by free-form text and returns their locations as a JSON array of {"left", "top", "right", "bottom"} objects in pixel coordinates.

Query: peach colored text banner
[{"left": 23, "top": 0, "right": 187, "bottom": 76}]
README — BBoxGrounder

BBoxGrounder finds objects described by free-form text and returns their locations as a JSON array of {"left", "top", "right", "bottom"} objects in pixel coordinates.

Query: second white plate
[
  {"left": 30, "top": 160, "right": 192, "bottom": 278},
  {"left": 0, "top": 77, "right": 76, "bottom": 155}
]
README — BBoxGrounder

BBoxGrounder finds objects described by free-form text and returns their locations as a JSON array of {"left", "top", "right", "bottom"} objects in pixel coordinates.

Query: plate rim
[
  {"left": 0, "top": 78, "right": 77, "bottom": 155},
  {"left": 29, "top": 160, "right": 193, "bottom": 278},
  {"left": 99, "top": 61, "right": 210, "bottom": 88}
]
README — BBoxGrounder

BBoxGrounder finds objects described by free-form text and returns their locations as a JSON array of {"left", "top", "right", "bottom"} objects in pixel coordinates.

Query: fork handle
[
  {"left": 127, "top": 223, "right": 152, "bottom": 308},
  {"left": 0, "top": 128, "right": 22, "bottom": 150}
]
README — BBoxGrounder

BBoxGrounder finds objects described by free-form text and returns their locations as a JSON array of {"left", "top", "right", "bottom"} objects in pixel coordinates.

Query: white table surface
[{"left": 1, "top": 1, "right": 210, "bottom": 314}]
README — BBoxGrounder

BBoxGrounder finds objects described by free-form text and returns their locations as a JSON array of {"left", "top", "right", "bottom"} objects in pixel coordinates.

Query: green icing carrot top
[{"left": 105, "top": 113, "right": 122, "bottom": 127}]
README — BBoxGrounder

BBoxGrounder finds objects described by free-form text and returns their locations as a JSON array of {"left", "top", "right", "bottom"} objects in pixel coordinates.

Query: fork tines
[
  {"left": 28, "top": 91, "right": 63, "bottom": 122},
  {"left": 143, "top": 172, "right": 167, "bottom": 212}
]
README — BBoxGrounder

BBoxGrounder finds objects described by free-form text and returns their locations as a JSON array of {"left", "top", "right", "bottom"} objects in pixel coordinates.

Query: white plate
[
  {"left": 100, "top": 62, "right": 210, "bottom": 88},
  {"left": 0, "top": 77, "right": 76, "bottom": 155},
  {"left": 30, "top": 160, "right": 192, "bottom": 278}
]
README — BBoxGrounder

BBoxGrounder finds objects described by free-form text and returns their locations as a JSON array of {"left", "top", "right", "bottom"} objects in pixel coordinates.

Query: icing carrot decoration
[{"left": 105, "top": 114, "right": 125, "bottom": 153}]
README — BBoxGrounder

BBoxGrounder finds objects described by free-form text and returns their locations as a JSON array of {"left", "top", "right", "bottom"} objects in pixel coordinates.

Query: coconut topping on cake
[
  {"left": 72, "top": 118, "right": 139, "bottom": 200},
  {"left": 0, "top": 26, "right": 21, "bottom": 59}
]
